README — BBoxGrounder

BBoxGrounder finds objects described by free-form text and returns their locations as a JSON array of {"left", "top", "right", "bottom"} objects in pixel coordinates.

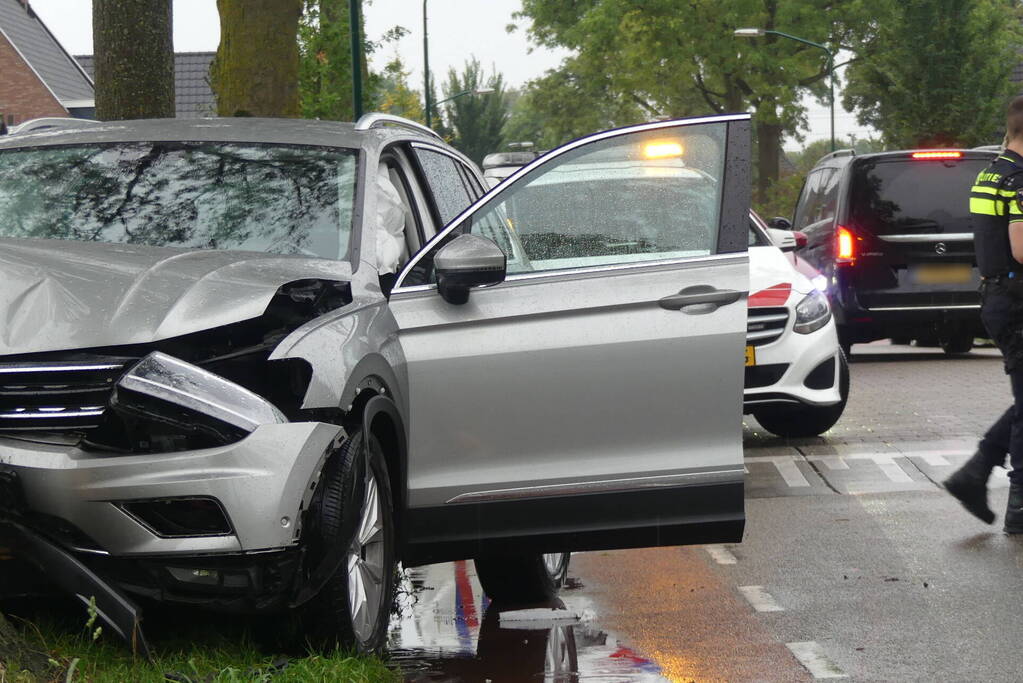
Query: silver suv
[{"left": 0, "top": 113, "right": 751, "bottom": 654}]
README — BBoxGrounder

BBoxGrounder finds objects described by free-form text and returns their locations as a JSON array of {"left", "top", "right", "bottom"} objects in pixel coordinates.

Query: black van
[{"left": 784, "top": 148, "right": 997, "bottom": 355}]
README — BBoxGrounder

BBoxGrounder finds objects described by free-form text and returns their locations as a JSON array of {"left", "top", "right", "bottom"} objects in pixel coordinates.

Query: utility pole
[
  {"left": 350, "top": 0, "right": 363, "bottom": 118},
  {"left": 423, "top": 0, "right": 431, "bottom": 128}
]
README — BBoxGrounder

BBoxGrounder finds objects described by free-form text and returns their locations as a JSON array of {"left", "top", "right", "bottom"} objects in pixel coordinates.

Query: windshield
[
  {"left": 0, "top": 142, "right": 358, "bottom": 259},
  {"left": 848, "top": 157, "right": 989, "bottom": 235}
]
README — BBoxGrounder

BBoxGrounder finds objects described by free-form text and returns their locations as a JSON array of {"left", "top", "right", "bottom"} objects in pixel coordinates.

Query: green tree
[
  {"left": 503, "top": 58, "right": 646, "bottom": 150},
  {"left": 516, "top": 0, "right": 873, "bottom": 201},
  {"left": 844, "top": 0, "right": 1022, "bottom": 148},
  {"left": 212, "top": 0, "right": 303, "bottom": 117},
  {"left": 375, "top": 56, "right": 424, "bottom": 122},
  {"left": 442, "top": 58, "right": 509, "bottom": 164},
  {"left": 93, "top": 0, "right": 174, "bottom": 120}
]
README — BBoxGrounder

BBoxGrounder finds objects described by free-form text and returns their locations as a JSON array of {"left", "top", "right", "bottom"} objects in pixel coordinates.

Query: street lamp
[
  {"left": 430, "top": 88, "right": 495, "bottom": 126},
  {"left": 734, "top": 27, "right": 836, "bottom": 152}
]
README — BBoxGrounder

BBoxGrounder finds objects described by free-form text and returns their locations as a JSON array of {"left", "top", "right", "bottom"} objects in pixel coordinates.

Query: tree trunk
[
  {"left": 93, "top": 0, "right": 175, "bottom": 120},
  {"left": 0, "top": 612, "right": 48, "bottom": 679},
  {"left": 756, "top": 121, "right": 783, "bottom": 204},
  {"left": 213, "top": 0, "right": 303, "bottom": 117}
]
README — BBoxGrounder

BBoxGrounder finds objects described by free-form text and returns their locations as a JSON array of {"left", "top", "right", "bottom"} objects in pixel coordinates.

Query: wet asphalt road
[{"left": 391, "top": 342, "right": 1023, "bottom": 681}]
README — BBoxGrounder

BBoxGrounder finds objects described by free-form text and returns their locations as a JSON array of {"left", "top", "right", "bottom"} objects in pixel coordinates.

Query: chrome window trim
[
  {"left": 390, "top": 251, "right": 749, "bottom": 297},
  {"left": 393, "top": 114, "right": 751, "bottom": 294},
  {"left": 443, "top": 467, "right": 744, "bottom": 504},
  {"left": 880, "top": 233, "right": 973, "bottom": 243},
  {"left": 865, "top": 304, "right": 980, "bottom": 311},
  {"left": 0, "top": 408, "right": 106, "bottom": 419}
]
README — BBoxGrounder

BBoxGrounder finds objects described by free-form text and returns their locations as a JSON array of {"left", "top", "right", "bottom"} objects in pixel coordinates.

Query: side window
[
  {"left": 412, "top": 147, "right": 475, "bottom": 225},
  {"left": 401, "top": 121, "right": 727, "bottom": 285},
  {"left": 793, "top": 170, "right": 822, "bottom": 229},
  {"left": 817, "top": 168, "right": 840, "bottom": 224}
]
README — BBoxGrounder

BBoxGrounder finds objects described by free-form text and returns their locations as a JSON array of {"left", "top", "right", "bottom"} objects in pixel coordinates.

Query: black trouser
[{"left": 978, "top": 282, "right": 1023, "bottom": 483}]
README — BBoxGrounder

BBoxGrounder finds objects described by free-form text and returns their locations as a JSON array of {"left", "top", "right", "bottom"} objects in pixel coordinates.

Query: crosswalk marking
[
  {"left": 747, "top": 455, "right": 811, "bottom": 487},
  {"left": 739, "top": 585, "right": 784, "bottom": 612},
  {"left": 704, "top": 545, "right": 737, "bottom": 565},
  {"left": 786, "top": 641, "right": 848, "bottom": 679}
]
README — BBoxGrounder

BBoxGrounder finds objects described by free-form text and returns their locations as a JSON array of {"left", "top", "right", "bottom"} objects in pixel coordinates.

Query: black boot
[
  {"left": 1005, "top": 483, "right": 1023, "bottom": 534},
  {"left": 944, "top": 451, "right": 997, "bottom": 524}
]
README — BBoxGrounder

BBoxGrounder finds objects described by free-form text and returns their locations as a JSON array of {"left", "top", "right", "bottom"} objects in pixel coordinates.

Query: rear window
[{"left": 848, "top": 157, "right": 990, "bottom": 235}]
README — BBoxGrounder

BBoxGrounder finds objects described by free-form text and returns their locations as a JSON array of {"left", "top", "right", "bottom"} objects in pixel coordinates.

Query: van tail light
[{"left": 836, "top": 225, "right": 855, "bottom": 264}]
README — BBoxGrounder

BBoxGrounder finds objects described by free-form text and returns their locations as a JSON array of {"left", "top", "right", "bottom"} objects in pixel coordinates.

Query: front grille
[
  {"left": 0, "top": 357, "right": 132, "bottom": 432},
  {"left": 747, "top": 307, "right": 789, "bottom": 347}
]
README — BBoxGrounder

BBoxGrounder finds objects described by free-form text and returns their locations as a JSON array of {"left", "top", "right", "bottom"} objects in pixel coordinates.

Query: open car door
[{"left": 389, "top": 115, "right": 751, "bottom": 565}]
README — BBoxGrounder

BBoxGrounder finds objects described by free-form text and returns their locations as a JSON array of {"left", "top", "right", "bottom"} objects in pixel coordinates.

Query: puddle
[{"left": 389, "top": 560, "right": 666, "bottom": 681}]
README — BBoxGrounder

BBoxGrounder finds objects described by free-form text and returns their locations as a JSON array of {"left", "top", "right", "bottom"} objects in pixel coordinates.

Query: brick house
[
  {"left": 0, "top": 0, "right": 94, "bottom": 128},
  {"left": 75, "top": 52, "right": 217, "bottom": 119}
]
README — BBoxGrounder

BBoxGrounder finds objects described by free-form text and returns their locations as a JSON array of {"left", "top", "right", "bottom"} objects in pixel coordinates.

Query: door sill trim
[{"left": 443, "top": 468, "right": 743, "bottom": 504}]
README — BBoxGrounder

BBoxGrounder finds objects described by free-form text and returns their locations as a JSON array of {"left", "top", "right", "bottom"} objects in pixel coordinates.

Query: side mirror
[
  {"left": 766, "top": 227, "right": 797, "bottom": 251},
  {"left": 768, "top": 216, "right": 793, "bottom": 231},
  {"left": 435, "top": 234, "right": 507, "bottom": 305}
]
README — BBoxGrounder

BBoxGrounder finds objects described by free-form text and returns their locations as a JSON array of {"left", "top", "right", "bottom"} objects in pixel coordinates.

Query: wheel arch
[{"left": 361, "top": 393, "right": 408, "bottom": 549}]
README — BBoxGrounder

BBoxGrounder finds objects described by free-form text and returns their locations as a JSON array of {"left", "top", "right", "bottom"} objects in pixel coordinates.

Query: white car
[{"left": 745, "top": 212, "right": 848, "bottom": 437}]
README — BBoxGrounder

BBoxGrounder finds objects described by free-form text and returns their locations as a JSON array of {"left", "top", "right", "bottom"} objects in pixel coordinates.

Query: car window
[
  {"left": 793, "top": 169, "right": 823, "bottom": 229},
  {"left": 460, "top": 123, "right": 727, "bottom": 275},
  {"left": 0, "top": 142, "right": 358, "bottom": 259},
  {"left": 412, "top": 147, "right": 475, "bottom": 225},
  {"left": 848, "top": 157, "right": 991, "bottom": 235}
]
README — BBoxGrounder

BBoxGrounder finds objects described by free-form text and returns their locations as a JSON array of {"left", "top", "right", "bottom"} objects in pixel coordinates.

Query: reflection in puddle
[{"left": 390, "top": 560, "right": 666, "bottom": 681}]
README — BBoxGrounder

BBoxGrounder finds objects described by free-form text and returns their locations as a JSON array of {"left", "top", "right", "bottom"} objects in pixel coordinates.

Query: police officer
[{"left": 945, "top": 96, "right": 1023, "bottom": 531}]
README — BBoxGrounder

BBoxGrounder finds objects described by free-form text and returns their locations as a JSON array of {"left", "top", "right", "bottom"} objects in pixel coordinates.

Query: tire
[
  {"left": 293, "top": 430, "right": 396, "bottom": 653},
  {"left": 940, "top": 329, "right": 973, "bottom": 355},
  {"left": 475, "top": 552, "right": 570, "bottom": 604},
  {"left": 753, "top": 352, "right": 850, "bottom": 438}
]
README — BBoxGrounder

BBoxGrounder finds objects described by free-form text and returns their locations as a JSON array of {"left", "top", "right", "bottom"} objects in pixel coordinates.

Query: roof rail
[
  {"left": 972, "top": 144, "right": 1002, "bottom": 151},
  {"left": 815, "top": 148, "right": 856, "bottom": 164},
  {"left": 9, "top": 117, "right": 101, "bottom": 135},
  {"left": 354, "top": 113, "right": 441, "bottom": 140}
]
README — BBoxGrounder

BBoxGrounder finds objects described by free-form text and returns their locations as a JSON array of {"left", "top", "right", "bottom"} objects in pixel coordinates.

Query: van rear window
[{"left": 848, "top": 157, "right": 989, "bottom": 235}]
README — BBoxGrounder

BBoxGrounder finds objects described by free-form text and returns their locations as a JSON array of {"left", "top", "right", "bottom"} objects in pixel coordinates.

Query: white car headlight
[{"left": 793, "top": 289, "right": 832, "bottom": 334}]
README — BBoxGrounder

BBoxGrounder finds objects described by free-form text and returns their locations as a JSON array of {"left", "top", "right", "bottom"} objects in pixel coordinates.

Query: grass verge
[{"left": 1, "top": 598, "right": 398, "bottom": 683}]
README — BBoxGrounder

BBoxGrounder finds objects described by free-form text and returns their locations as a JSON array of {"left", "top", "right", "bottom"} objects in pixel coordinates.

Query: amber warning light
[
  {"left": 643, "top": 141, "right": 684, "bottom": 159},
  {"left": 911, "top": 151, "right": 963, "bottom": 160}
]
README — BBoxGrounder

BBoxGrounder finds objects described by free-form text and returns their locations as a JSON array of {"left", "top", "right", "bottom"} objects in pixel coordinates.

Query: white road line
[
  {"left": 786, "top": 641, "right": 849, "bottom": 679},
  {"left": 738, "top": 585, "right": 784, "bottom": 612},
  {"left": 704, "top": 545, "right": 737, "bottom": 565},
  {"left": 915, "top": 453, "right": 950, "bottom": 467},
  {"left": 750, "top": 456, "right": 813, "bottom": 487},
  {"left": 811, "top": 453, "right": 914, "bottom": 483},
  {"left": 806, "top": 455, "right": 849, "bottom": 470},
  {"left": 871, "top": 454, "right": 913, "bottom": 483}
]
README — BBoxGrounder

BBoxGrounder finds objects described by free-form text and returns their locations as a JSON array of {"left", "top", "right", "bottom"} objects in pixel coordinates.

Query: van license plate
[
  {"left": 745, "top": 345, "right": 756, "bottom": 367},
  {"left": 912, "top": 263, "right": 972, "bottom": 285}
]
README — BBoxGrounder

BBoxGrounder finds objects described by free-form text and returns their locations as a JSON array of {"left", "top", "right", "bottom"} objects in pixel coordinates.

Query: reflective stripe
[
  {"left": 971, "top": 196, "right": 1002, "bottom": 215},
  {"left": 972, "top": 185, "right": 1019, "bottom": 198}
]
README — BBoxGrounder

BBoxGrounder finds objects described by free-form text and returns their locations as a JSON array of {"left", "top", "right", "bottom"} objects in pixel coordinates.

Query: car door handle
[{"left": 658, "top": 285, "right": 743, "bottom": 312}]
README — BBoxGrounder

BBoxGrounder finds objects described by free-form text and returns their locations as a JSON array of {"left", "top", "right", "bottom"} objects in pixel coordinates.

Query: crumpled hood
[{"left": 0, "top": 238, "right": 352, "bottom": 356}]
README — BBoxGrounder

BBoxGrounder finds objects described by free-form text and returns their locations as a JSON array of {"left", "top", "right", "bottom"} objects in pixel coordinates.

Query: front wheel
[
  {"left": 753, "top": 352, "right": 849, "bottom": 438},
  {"left": 475, "top": 552, "right": 570, "bottom": 603},
  {"left": 293, "top": 430, "right": 396, "bottom": 653}
]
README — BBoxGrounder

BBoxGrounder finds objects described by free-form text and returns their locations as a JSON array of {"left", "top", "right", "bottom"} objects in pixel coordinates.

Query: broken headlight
[{"left": 89, "top": 352, "right": 288, "bottom": 453}]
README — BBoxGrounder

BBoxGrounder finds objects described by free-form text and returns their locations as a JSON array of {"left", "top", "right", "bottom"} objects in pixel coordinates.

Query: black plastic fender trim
[{"left": 0, "top": 520, "right": 151, "bottom": 659}]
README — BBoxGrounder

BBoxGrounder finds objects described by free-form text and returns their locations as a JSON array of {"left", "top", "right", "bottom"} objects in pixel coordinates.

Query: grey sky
[{"left": 26, "top": 0, "right": 866, "bottom": 146}]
